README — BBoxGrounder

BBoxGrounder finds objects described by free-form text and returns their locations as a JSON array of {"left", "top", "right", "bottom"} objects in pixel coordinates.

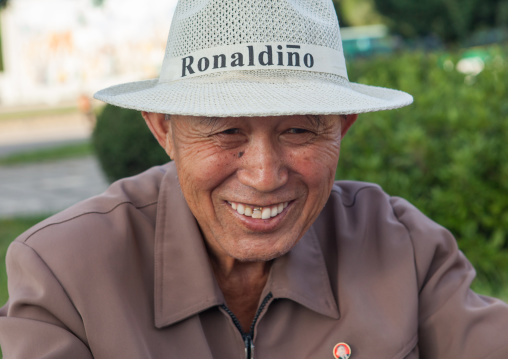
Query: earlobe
[{"left": 141, "top": 111, "right": 174, "bottom": 158}]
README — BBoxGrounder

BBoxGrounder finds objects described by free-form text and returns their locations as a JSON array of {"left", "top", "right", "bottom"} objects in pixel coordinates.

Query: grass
[{"left": 0, "top": 141, "right": 94, "bottom": 165}]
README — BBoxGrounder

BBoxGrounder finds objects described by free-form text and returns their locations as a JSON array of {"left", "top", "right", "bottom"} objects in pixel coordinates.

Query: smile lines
[{"left": 228, "top": 201, "right": 289, "bottom": 219}]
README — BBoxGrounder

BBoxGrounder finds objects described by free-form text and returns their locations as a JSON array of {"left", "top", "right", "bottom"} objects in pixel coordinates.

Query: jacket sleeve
[
  {"left": 0, "top": 241, "right": 92, "bottom": 359},
  {"left": 391, "top": 196, "right": 508, "bottom": 359}
]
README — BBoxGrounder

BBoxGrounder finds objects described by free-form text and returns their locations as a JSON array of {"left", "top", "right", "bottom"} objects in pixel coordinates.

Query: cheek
[
  {"left": 175, "top": 145, "right": 238, "bottom": 196},
  {"left": 289, "top": 143, "right": 341, "bottom": 184}
]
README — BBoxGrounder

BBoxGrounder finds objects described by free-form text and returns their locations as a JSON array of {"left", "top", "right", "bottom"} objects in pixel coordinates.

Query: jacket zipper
[{"left": 221, "top": 292, "right": 273, "bottom": 359}]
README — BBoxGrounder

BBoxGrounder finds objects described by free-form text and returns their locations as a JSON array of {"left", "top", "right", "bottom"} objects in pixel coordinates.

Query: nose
[{"left": 237, "top": 136, "right": 288, "bottom": 193}]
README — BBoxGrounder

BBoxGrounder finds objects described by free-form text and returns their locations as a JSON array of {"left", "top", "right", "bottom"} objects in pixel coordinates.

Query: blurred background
[{"left": 0, "top": 0, "right": 507, "bottom": 329}]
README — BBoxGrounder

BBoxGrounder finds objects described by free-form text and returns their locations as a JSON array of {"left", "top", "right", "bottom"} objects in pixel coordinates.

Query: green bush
[
  {"left": 92, "top": 105, "right": 169, "bottom": 182},
  {"left": 339, "top": 46, "right": 508, "bottom": 291}
]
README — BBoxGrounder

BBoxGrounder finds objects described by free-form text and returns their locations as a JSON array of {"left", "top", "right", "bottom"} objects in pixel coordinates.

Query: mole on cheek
[{"left": 238, "top": 151, "right": 244, "bottom": 158}]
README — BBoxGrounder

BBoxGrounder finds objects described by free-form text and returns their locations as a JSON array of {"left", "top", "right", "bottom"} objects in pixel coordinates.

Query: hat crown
[
  {"left": 93, "top": 0, "right": 413, "bottom": 117},
  {"left": 166, "top": 0, "right": 342, "bottom": 58}
]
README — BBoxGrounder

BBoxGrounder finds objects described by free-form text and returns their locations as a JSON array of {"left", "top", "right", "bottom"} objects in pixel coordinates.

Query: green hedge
[
  {"left": 92, "top": 105, "right": 168, "bottom": 182},
  {"left": 339, "top": 46, "right": 508, "bottom": 290}
]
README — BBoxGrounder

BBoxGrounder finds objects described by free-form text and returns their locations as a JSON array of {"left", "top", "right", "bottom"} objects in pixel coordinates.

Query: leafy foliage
[
  {"left": 372, "top": 0, "right": 508, "bottom": 44},
  {"left": 92, "top": 105, "right": 169, "bottom": 183},
  {"left": 331, "top": 0, "right": 348, "bottom": 26},
  {"left": 333, "top": 0, "right": 385, "bottom": 27},
  {"left": 339, "top": 47, "right": 508, "bottom": 290}
]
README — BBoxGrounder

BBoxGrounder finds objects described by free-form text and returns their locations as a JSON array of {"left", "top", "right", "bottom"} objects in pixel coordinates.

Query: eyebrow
[
  {"left": 199, "top": 115, "right": 328, "bottom": 132},
  {"left": 305, "top": 115, "right": 323, "bottom": 129},
  {"left": 200, "top": 117, "right": 222, "bottom": 133}
]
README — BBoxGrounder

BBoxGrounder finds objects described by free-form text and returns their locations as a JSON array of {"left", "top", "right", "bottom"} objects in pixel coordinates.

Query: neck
[{"left": 210, "top": 257, "right": 272, "bottom": 333}]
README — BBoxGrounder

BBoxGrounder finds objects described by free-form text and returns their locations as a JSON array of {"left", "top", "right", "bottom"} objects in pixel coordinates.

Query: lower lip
[{"left": 227, "top": 202, "right": 291, "bottom": 232}]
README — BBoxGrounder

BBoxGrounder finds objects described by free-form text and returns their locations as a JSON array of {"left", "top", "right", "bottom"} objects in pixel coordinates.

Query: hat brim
[{"left": 93, "top": 77, "right": 413, "bottom": 117}]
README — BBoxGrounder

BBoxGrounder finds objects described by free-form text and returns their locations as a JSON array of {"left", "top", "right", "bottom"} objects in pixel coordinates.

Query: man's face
[{"left": 159, "top": 114, "right": 354, "bottom": 263}]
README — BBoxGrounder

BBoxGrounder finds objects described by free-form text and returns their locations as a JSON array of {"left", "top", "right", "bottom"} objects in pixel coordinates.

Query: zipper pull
[{"left": 244, "top": 335, "right": 254, "bottom": 359}]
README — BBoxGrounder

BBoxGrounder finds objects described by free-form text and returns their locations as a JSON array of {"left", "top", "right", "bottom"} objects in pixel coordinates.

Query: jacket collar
[
  {"left": 265, "top": 224, "right": 340, "bottom": 319},
  {"left": 154, "top": 163, "right": 339, "bottom": 328}
]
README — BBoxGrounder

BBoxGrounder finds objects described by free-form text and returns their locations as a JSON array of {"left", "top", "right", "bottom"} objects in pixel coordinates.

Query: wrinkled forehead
[
  {"left": 197, "top": 114, "right": 329, "bottom": 129},
  {"left": 167, "top": 113, "right": 344, "bottom": 127}
]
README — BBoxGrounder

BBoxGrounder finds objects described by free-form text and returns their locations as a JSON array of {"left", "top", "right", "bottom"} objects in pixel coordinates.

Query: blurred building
[
  {"left": 340, "top": 24, "right": 400, "bottom": 58},
  {"left": 0, "top": 0, "right": 177, "bottom": 107}
]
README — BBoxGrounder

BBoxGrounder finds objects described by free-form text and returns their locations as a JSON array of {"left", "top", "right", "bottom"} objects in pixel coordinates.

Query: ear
[
  {"left": 141, "top": 111, "right": 174, "bottom": 158},
  {"left": 341, "top": 114, "right": 358, "bottom": 138}
]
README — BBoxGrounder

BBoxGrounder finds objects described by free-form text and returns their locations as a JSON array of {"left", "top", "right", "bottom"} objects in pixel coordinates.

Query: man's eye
[
  {"left": 282, "top": 127, "right": 318, "bottom": 145},
  {"left": 221, "top": 128, "right": 240, "bottom": 135},
  {"left": 287, "top": 128, "right": 310, "bottom": 134},
  {"left": 213, "top": 128, "right": 246, "bottom": 148}
]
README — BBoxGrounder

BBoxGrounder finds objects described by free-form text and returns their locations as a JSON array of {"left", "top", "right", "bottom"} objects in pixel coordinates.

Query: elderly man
[{"left": 1, "top": 0, "right": 508, "bottom": 358}]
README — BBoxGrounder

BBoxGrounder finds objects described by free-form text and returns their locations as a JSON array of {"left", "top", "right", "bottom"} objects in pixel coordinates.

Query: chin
[{"left": 229, "top": 239, "right": 297, "bottom": 263}]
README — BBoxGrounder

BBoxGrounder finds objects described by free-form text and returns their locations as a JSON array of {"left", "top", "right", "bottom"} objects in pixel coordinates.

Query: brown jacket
[{"left": 1, "top": 162, "right": 508, "bottom": 358}]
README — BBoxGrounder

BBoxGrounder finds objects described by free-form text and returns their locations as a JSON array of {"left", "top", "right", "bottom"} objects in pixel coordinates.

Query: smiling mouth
[{"left": 228, "top": 201, "right": 289, "bottom": 219}]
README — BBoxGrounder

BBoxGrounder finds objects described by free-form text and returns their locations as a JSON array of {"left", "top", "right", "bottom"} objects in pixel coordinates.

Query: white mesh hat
[{"left": 94, "top": 0, "right": 413, "bottom": 116}]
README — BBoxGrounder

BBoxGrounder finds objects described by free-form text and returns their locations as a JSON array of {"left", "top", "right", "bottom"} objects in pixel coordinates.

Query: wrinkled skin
[{"left": 143, "top": 113, "right": 357, "bottom": 269}]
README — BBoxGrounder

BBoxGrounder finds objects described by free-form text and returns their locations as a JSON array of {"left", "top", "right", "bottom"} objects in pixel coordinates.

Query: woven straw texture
[
  {"left": 94, "top": 0, "right": 413, "bottom": 116},
  {"left": 167, "top": 0, "right": 342, "bottom": 56}
]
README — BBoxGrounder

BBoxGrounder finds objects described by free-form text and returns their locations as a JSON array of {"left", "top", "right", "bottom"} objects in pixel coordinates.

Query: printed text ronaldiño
[{"left": 181, "top": 45, "right": 315, "bottom": 77}]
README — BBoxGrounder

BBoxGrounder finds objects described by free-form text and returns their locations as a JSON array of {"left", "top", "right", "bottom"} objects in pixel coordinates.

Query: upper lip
[{"left": 227, "top": 200, "right": 289, "bottom": 207}]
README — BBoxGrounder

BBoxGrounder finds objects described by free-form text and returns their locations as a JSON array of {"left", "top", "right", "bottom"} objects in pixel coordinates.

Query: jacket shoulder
[
  {"left": 331, "top": 180, "right": 386, "bottom": 206},
  {"left": 14, "top": 163, "right": 171, "bottom": 246}
]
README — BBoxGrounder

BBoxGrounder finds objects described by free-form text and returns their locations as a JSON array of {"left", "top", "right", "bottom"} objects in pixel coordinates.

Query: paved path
[
  {"left": 0, "top": 156, "right": 109, "bottom": 217},
  {"left": 0, "top": 105, "right": 108, "bottom": 217}
]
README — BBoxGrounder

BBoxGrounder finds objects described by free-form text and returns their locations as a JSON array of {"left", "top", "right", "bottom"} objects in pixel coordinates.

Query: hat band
[{"left": 159, "top": 43, "right": 348, "bottom": 83}]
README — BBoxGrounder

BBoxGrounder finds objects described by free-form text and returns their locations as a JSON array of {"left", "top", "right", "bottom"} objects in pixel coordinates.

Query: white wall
[{"left": 0, "top": 0, "right": 178, "bottom": 107}]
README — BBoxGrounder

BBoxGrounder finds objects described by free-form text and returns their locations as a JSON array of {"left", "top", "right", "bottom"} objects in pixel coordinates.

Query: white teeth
[
  {"left": 244, "top": 206, "right": 253, "bottom": 217},
  {"left": 261, "top": 208, "right": 271, "bottom": 219},
  {"left": 230, "top": 201, "right": 290, "bottom": 219}
]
